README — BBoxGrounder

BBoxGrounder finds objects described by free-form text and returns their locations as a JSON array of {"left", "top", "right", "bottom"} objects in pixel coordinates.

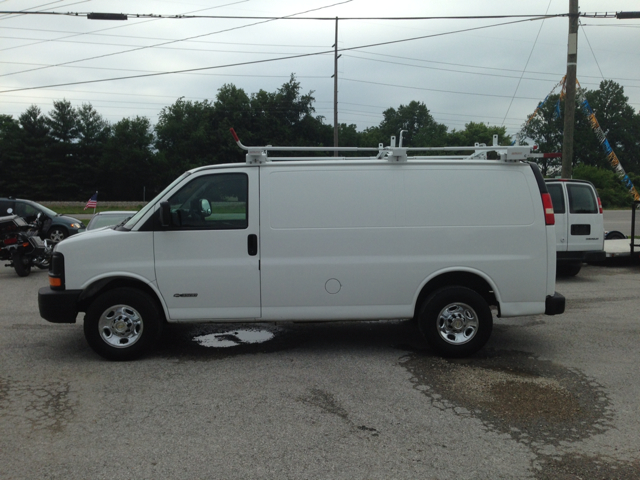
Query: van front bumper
[
  {"left": 38, "top": 287, "right": 82, "bottom": 324},
  {"left": 545, "top": 292, "right": 565, "bottom": 315}
]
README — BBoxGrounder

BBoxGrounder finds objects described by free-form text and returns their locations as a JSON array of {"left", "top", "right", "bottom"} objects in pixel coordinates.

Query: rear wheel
[
  {"left": 12, "top": 252, "right": 31, "bottom": 277},
  {"left": 84, "top": 288, "right": 163, "bottom": 361},
  {"left": 557, "top": 263, "right": 581, "bottom": 277},
  {"left": 418, "top": 286, "right": 493, "bottom": 357},
  {"left": 605, "top": 231, "right": 626, "bottom": 240}
]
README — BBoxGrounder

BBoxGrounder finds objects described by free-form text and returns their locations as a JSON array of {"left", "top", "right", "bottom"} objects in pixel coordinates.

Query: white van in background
[
  {"left": 545, "top": 179, "right": 605, "bottom": 276},
  {"left": 39, "top": 133, "right": 565, "bottom": 360}
]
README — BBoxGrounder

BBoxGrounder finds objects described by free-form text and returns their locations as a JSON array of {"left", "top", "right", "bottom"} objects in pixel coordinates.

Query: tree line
[{"left": 1, "top": 74, "right": 639, "bottom": 206}]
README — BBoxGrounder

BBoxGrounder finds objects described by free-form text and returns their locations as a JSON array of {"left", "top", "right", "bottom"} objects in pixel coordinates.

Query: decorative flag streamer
[
  {"left": 573, "top": 79, "right": 640, "bottom": 201},
  {"left": 517, "top": 76, "right": 640, "bottom": 201},
  {"left": 84, "top": 192, "right": 98, "bottom": 212}
]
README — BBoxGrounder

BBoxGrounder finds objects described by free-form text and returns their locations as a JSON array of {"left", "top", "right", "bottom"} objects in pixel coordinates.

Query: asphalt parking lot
[{"left": 1, "top": 263, "right": 639, "bottom": 479}]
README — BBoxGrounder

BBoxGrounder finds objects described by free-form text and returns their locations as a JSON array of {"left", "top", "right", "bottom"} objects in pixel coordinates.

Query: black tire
[
  {"left": 12, "top": 252, "right": 31, "bottom": 277},
  {"left": 47, "top": 227, "right": 67, "bottom": 243},
  {"left": 417, "top": 286, "right": 493, "bottom": 358},
  {"left": 557, "top": 263, "right": 581, "bottom": 277},
  {"left": 84, "top": 288, "right": 164, "bottom": 361},
  {"left": 605, "top": 230, "right": 626, "bottom": 240}
]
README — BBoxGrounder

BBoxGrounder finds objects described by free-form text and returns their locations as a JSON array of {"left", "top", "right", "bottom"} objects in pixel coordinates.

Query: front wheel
[
  {"left": 84, "top": 288, "right": 163, "bottom": 361},
  {"left": 417, "top": 286, "right": 493, "bottom": 357},
  {"left": 47, "top": 227, "right": 67, "bottom": 243},
  {"left": 12, "top": 252, "right": 31, "bottom": 277}
]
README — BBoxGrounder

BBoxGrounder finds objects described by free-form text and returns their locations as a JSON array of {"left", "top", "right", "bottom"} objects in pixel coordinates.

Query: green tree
[
  {"left": 360, "top": 101, "right": 448, "bottom": 151},
  {"left": 518, "top": 95, "right": 564, "bottom": 176},
  {"left": 100, "top": 116, "right": 157, "bottom": 201},
  {"left": 447, "top": 122, "right": 511, "bottom": 147},
  {"left": 155, "top": 97, "right": 219, "bottom": 177},
  {"left": 520, "top": 80, "right": 640, "bottom": 178},
  {"left": 248, "top": 74, "right": 331, "bottom": 149},
  {"left": 76, "top": 103, "right": 111, "bottom": 193},
  {"left": 17, "top": 106, "right": 51, "bottom": 198},
  {"left": 0, "top": 115, "right": 23, "bottom": 196},
  {"left": 572, "top": 164, "right": 633, "bottom": 208},
  {"left": 45, "top": 100, "right": 79, "bottom": 199}
]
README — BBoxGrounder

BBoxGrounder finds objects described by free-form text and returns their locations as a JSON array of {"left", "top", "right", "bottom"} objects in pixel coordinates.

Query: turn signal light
[{"left": 49, "top": 277, "right": 62, "bottom": 288}]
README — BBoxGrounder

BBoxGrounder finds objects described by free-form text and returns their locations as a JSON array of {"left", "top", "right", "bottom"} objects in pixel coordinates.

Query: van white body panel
[
  {"left": 61, "top": 228, "right": 156, "bottom": 289},
  {"left": 259, "top": 163, "right": 548, "bottom": 319}
]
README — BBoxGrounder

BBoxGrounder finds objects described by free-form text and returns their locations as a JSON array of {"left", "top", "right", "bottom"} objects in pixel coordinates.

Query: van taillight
[
  {"left": 541, "top": 193, "right": 555, "bottom": 225},
  {"left": 597, "top": 197, "right": 603, "bottom": 214}
]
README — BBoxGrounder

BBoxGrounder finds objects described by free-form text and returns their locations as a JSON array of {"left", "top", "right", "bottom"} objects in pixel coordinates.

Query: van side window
[
  {"left": 567, "top": 184, "right": 597, "bottom": 214},
  {"left": 547, "top": 184, "right": 566, "bottom": 214},
  {"left": 166, "top": 173, "right": 248, "bottom": 230}
]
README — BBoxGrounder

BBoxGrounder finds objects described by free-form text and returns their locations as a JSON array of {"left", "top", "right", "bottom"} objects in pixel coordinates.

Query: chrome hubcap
[
  {"left": 98, "top": 304, "right": 144, "bottom": 348},
  {"left": 437, "top": 302, "right": 478, "bottom": 345}
]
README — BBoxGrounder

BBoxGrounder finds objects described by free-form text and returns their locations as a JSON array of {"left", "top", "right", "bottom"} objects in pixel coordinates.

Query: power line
[
  {"left": 0, "top": 0, "right": 352, "bottom": 77},
  {"left": 0, "top": 16, "right": 553, "bottom": 93},
  {"left": 340, "top": 77, "right": 544, "bottom": 101},
  {"left": 0, "top": 25, "right": 328, "bottom": 48},
  {"left": 501, "top": 0, "right": 553, "bottom": 126},
  {"left": 0, "top": 11, "right": 568, "bottom": 20}
]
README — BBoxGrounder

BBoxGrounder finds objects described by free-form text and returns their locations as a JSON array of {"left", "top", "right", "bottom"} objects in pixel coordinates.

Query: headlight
[{"left": 70, "top": 223, "right": 81, "bottom": 229}]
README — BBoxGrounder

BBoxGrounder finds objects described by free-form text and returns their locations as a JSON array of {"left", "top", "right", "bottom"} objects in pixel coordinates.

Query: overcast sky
[{"left": 1, "top": 0, "right": 639, "bottom": 143}]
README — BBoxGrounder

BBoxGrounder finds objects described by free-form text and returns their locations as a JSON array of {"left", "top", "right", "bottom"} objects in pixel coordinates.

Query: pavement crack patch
[
  {"left": 0, "top": 375, "right": 77, "bottom": 434},
  {"left": 298, "top": 388, "right": 380, "bottom": 439}
]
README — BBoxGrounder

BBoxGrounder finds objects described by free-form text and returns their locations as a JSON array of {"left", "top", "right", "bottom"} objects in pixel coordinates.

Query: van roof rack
[{"left": 230, "top": 128, "right": 560, "bottom": 165}]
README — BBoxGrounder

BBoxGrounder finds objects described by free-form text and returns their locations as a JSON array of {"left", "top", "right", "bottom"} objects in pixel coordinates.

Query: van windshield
[{"left": 122, "top": 172, "right": 192, "bottom": 229}]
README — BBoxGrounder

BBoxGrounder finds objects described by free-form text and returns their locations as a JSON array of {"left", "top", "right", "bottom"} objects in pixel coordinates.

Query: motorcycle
[{"left": 0, "top": 212, "right": 53, "bottom": 277}]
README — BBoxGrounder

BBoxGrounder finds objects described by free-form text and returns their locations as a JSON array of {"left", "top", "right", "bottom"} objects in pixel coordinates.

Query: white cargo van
[
  {"left": 545, "top": 179, "right": 605, "bottom": 276},
  {"left": 39, "top": 132, "right": 564, "bottom": 360}
]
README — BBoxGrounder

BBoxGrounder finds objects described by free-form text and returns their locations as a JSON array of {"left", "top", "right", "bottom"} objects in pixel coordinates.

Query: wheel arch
[
  {"left": 413, "top": 270, "right": 499, "bottom": 319},
  {"left": 78, "top": 276, "right": 167, "bottom": 322}
]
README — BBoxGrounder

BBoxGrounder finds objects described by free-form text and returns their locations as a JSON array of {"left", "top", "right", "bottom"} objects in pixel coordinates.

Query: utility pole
[
  {"left": 332, "top": 17, "right": 340, "bottom": 156},
  {"left": 561, "top": 0, "right": 579, "bottom": 178}
]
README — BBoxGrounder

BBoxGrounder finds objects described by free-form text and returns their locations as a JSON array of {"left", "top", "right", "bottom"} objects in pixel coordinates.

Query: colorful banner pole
[{"left": 573, "top": 79, "right": 640, "bottom": 201}]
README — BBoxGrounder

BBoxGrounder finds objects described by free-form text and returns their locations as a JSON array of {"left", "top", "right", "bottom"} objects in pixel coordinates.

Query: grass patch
[{"left": 41, "top": 203, "right": 146, "bottom": 215}]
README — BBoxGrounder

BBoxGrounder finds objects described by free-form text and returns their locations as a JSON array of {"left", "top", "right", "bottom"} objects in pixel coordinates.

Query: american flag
[{"left": 84, "top": 192, "right": 98, "bottom": 210}]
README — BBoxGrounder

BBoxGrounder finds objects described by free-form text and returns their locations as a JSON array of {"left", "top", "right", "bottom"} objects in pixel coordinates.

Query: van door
[
  {"left": 153, "top": 169, "right": 261, "bottom": 320},
  {"left": 546, "top": 183, "right": 568, "bottom": 252},
  {"left": 566, "top": 182, "right": 602, "bottom": 252}
]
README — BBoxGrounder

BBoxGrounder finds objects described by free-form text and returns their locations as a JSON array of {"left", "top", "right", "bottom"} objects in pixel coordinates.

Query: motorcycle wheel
[
  {"left": 33, "top": 256, "right": 50, "bottom": 269},
  {"left": 12, "top": 252, "right": 31, "bottom": 277}
]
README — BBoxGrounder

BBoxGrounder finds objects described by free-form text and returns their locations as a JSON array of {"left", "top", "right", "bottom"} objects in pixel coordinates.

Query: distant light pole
[{"left": 332, "top": 17, "right": 341, "bottom": 156}]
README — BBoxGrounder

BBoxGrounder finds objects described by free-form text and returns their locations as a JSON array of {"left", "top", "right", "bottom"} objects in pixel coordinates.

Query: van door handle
[{"left": 248, "top": 234, "right": 258, "bottom": 256}]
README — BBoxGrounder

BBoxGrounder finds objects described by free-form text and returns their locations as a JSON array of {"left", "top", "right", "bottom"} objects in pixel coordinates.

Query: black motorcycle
[{"left": 0, "top": 213, "right": 52, "bottom": 277}]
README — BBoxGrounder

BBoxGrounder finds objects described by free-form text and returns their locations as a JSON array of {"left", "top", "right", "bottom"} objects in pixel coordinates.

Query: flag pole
[{"left": 94, "top": 191, "right": 98, "bottom": 214}]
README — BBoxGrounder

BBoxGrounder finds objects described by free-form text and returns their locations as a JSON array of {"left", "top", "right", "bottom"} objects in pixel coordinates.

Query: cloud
[{"left": 1, "top": 0, "right": 639, "bottom": 140}]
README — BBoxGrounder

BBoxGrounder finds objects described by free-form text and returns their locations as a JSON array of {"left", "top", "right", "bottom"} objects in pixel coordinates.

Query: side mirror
[
  {"left": 159, "top": 201, "right": 171, "bottom": 227},
  {"left": 200, "top": 198, "right": 212, "bottom": 216}
]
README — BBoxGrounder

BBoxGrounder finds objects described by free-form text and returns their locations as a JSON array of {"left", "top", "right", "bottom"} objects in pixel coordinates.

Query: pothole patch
[{"left": 193, "top": 329, "right": 275, "bottom": 348}]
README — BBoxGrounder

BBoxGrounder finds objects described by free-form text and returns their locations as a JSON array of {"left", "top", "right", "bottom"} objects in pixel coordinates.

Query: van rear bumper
[
  {"left": 545, "top": 292, "right": 565, "bottom": 315},
  {"left": 38, "top": 287, "right": 81, "bottom": 324},
  {"left": 557, "top": 250, "right": 606, "bottom": 263}
]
